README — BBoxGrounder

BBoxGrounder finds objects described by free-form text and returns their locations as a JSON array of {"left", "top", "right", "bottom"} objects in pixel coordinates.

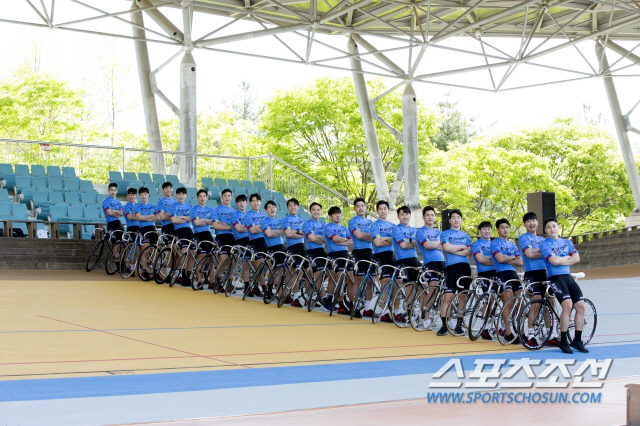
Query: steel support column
[
  {"left": 596, "top": 41, "right": 640, "bottom": 213},
  {"left": 131, "top": 3, "right": 166, "bottom": 175},
  {"left": 180, "top": 52, "right": 197, "bottom": 187},
  {"left": 402, "top": 84, "right": 421, "bottom": 212},
  {"left": 348, "top": 37, "right": 390, "bottom": 202}
]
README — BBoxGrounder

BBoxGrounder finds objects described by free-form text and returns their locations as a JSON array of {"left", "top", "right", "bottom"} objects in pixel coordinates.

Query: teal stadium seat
[
  {"left": 319, "top": 217, "right": 326, "bottom": 224},
  {"left": 186, "top": 187, "right": 198, "bottom": 198},
  {"left": 123, "top": 172, "right": 137, "bottom": 182},
  {"left": 165, "top": 174, "right": 181, "bottom": 187},
  {"left": 64, "top": 192, "right": 81, "bottom": 204},
  {"left": 80, "top": 192, "right": 96, "bottom": 204},
  {"left": 208, "top": 186, "right": 221, "bottom": 202},
  {"left": 96, "top": 193, "right": 107, "bottom": 204},
  {"left": 10, "top": 203, "right": 29, "bottom": 234},
  {"left": 275, "top": 212, "right": 286, "bottom": 220},
  {"left": 63, "top": 178, "right": 80, "bottom": 191},
  {"left": 62, "top": 167, "right": 76, "bottom": 178},
  {"left": 201, "top": 177, "right": 214, "bottom": 191},
  {"left": 14, "top": 164, "right": 30, "bottom": 176},
  {"left": 0, "top": 189, "right": 9, "bottom": 201},
  {"left": 0, "top": 164, "right": 14, "bottom": 179},
  {"left": 138, "top": 173, "right": 152, "bottom": 183},
  {"left": 149, "top": 195, "right": 161, "bottom": 205},
  {"left": 13, "top": 176, "right": 31, "bottom": 194},
  {"left": 80, "top": 180, "right": 95, "bottom": 192},
  {"left": 47, "top": 166, "right": 62, "bottom": 178},
  {"left": 240, "top": 180, "right": 253, "bottom": 189},
  {"left": 259, "top": 189, "right": 273, "bottom": 200},
  {"left": 273, "top": 192, "right": 287, "bottom": 205},
  {"left": 31, "top": 165, "right": 46, "bottom": 177},
  {"left": 31, "top": 190, "right": 49, "bottom": 210},
  {"left": 253, "top": 181, "right": 267, "bottom": 190},
  {"left": 227, "top": 179, "right": 241, "bottom": 188},
  {"left": 299, "top": 212, "right": 311, "bottom": 221},
  {"left": 214, "top": 178, "right": 227, "bottom": 187},
  {"left": 109, "top": 171, "right": 123, "bottom": 182},
  {"left": 152, "top": 173, "right": 165, "bottom": 184},
  {"left": 47, "top": 178, "right": 64, "bottom": 191},
  {"left": 37, "top": 192, "right": 65, "bottom": 220},
  {"left": 205, "top": 200, "right": 217, "bottom": 209}
]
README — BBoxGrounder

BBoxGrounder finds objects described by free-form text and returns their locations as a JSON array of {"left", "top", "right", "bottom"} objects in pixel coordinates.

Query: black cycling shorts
[
  {"left": 352, "top": 248, "right": 373, "bottom": 276},
  {"left": 161, "top": 223, "right": 175, "bottom": 236},
  {"left": 287, "top": 242, "right": 307, "bottom": 267},
  {"left": 373, "top": 250, "right": 396, "bottom": 278},
  {"left": 476, "top": 270, "right": 496, "bottom": 292},
  {"left": 235, "top": 237, "right": 250, "bottom": 250},
  {"left": 249, "top": 237, "right": 268, "bottom": 259},
  {"left": 268, "top": 244, "right": 286, "bottom": 266},
  {"left": 329, "top": 250, "right": 352, "bottom": 272},
  {"left": 524, "top": 269, "right": 548, "bottom": 295},
  {"left": 107, "top": 220, "right": 123, "bottom": 243},
  {"left": 175, "top": 227, "right": 195, "bottom": 249},
  {"left": 445, "top": 262, "right": 472, "bottom": 293},
  {"left": 307, "top": 247, "right": 328, "bottom": 271},
  {"left": 139, "top": 225, "right": 158, "bottom": 245},
  {"left": 496, "top": 270, "right": 522, "bottom": 293},
  {"left": 424, "top": 260, "right": 446, "bottom": 283},
  {"left": 549, "top": 274, "right": 584, "bottom": 305},
  {"left": 193, "top": 231, "right": 214, "bottom": 253},
  {"left": 216, "top": 233, "right": 235, "bottom": 255},
  {"left": 397, "top": 257, "right": 420, "bottom": 282}
]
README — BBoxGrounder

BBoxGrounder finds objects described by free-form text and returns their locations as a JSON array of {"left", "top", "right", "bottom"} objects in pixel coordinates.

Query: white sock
[
  {"left": 364, "top": 300, "right": 371, "bottom": 310},
  {"left": 394, "top": 308, "right": 402, "bottom": 315},
  {"left": 529, "top": 330, "right": 535, "bottom": 338}
]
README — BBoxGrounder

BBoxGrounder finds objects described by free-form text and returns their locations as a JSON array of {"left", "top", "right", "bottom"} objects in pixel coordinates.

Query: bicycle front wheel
[
  {"left": 153, "top": 247, "right": 173, "bottom": 284},
  {"left": 496, "top": 295, "right": 526, "bottom": 345},
  {"left": 120, "top": 242, "right": 138, "bottom": 279},
  {"left": 519, "top": 299, "right": 553, "bottom": 350},
  {"left": 104, "top": 242, "right": 123, "bottom": 276},
  {"left": 372, "top": 282, "right": 393, "bottom": 324},
  {"left": 136, "top": 245, "right": 156, "bottom": 282},
  {"left": 169, "top": 250, "right": 188, "bottom": 288},
  {"left": 569, "top": 298, "right": 597, "bottom": 345},
  {"left": 307, "top": 270, "right": 326, "bottom": 312},
  {"left": 263, "top": 265, "right": 283, "bottom": 304},
  {"left": 409, "top": 286, "right": 431, "bottom": 332},
  {"left": 446, "top": 290, "right": 475, "bottom": 336},
  {"left": 392, "top": 282, "right": 423, "bottom": 328},
  {"left": 86, "top": 239, "right": 105, "bottom": 272}
]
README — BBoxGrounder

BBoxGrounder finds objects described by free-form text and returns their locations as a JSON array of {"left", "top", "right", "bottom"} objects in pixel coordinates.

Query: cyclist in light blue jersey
[
  {"left": 212, "top": 189, "right": 236, "bottom": 278},
  {"left": 348, "top": 198, "right": 373, "bottom": 317},
  {"left": 540, "top": 217, "right": 587, "bottom": 354},
  {"left": 261, "top": 200, "right": 286, "bottom": 266},
  {"left": 470, "top": 221, "right": 495, "bottom": 282},
  {"left": 392, "top": 206, "right": 419, "bottom": 323},
  {"left": 170, "top": 187, "right": 195, "bottom": 286},
  {"left": 156, "top": 182, "right": 176, "bottom": 236},
  {"left": 232, "top": 194, "right": 251, "bottom": 293},
  {"left": 281, "top": 198, "right": 307, "bottom": 307},
  {"left": 304, "top": 202, "right": 327, "bottom": 304},
  {"left": 103, "top": 182, "right": 124, "bottom": 242},
  {"left": 123, "top": 188, "right": 140, "bottom": 235},
  {"left": 369, "top": 200, "right": 396, "bottom": 321},
  {"left": 322, "top": 206, "right": 353, "bottom": 314},
  {"left": 519, "top": 211, "right": 555, "bottom": 348},
  {"left": 245, "top": 193, "right": 268, "bottom": 296},
  {"left": 416, "top": 206, "right": 445, "bottom": 329},
  {"left": 439, "top": 209, "right": 471, "bottom": 336},
  {"left": 135, "top": 187, "right": 158, "bottom": 280},
  {"left": 190, "top": 189, "right": 215, "bottom": 285}
]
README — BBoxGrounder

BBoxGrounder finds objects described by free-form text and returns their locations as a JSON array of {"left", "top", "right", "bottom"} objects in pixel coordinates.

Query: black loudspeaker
[
  {"left": 527, "top": 192, "right": 556, "bottom": 235},
  {"left": 441, "top": 209, "right": 454, "bottom": 232}
]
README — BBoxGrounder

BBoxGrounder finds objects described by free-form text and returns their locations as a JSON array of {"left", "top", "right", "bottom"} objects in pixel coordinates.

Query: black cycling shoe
[
  {"left": 454, "top": 325, "right": 463, "bottom": 335},
  {"left": 570, "top": 340, "right": 589, "bottom": 353},
  {"left": 436, "top": 326, "right": 449, "bottom": 336},
  {"left": 559, "top": 340, "right": 574, "bottom": 354}
]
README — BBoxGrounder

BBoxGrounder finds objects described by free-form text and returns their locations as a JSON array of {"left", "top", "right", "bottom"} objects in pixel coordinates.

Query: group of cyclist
[{"left": 100, "top": 180, "right": 589, "bottom": 355}]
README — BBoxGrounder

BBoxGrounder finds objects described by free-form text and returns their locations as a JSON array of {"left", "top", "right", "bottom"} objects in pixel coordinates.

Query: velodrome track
[{"left": 0, "top": 267, "right": 639, "bottom": 425}]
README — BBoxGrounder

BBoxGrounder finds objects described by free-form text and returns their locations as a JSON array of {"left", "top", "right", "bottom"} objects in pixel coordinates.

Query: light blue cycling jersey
[
  {"left": 470, "top": 238, "right": 495, "bottom": 273},
  {"left": 261, "top": 216, "right": 283, "bottom": 247},
  {"left": 392, "top": 224, "right": 417, "bottom": 260},
  {"left": 190, "top": 204, "right": 214, "bottom": 233},
  {"left": 155, "top": 197, "right": 176, "bottom": 227},
  {"left": 212, "top": 204, "right": 235, "bottom": 235},
  {"left": 102, "top": 197, "right": 122, "bottom": 224},
  {"left": 323, "top": 222, "right": 350, "bottom": 253},
  {"left": 303, "top": 219, "right": 325, "bottom": 250},
  {"left": 245, "top": 210, "right": 267, "bottom": 241},
  {"left": 348, "top": 215, "right": 373, "bottom": 250},
  {"left": 123, "top": 202, "right": 140, "bottom": 228},
  {"left": 540, "top": 237, "right": 578, "bottom": 277},
  {"left": 170, "top": 202, "right": 193, "bottom": 230},
  {"left": 416, "top": 226, "right": 445, "bottom": 263},
  {"left": 281, "top": 214, "right": 306, "bottom": 247},
  {"left": 440, "top": 229, "right": 471, "bottom": 266},
  {"left": 490, "top": 237, "right": 520, "bottom": 273},
  {"left": 518, "top": 232, "right": 547, "bottom": 272},
  {"left": 231, "top": 210, "right": 249, "bottom": 240},
  {"left": 370, "top": 219, "right": 395, "bottom": 254},
  {"left": 134, "top": 203, "right": 156, "bottom": 228}
]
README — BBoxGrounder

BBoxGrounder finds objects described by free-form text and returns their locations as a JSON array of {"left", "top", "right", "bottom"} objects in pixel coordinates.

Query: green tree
[
  {"left": 428, "top": 91, "right": 476, "bottom": 151},
  {"left": 260, "top": 77, "right": 438, "bottom": 205}
]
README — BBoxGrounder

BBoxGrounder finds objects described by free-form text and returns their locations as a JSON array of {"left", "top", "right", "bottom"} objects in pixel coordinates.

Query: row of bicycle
[{"left": 85, "top": 228, "right": 596, "bottom": 351}]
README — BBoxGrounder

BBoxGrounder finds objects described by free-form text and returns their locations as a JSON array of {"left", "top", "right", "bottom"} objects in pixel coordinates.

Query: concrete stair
[
  {"left": 0, "top": 238, "right": 97, "bottom": 270},
  {"left": 574, "top": 227, "right": 640, "bottom": 270}
]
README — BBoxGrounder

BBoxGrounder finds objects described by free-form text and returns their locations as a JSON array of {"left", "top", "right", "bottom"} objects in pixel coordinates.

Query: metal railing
[
  {"left": 0, "top": 138, "right": 377, "bottom": 225},
  {"left": 569, "top": 225, "right": 640, "bottom": 245}
]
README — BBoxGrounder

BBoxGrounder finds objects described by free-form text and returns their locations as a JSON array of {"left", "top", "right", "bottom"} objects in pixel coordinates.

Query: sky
[{"left": 1, "top": 1, "right": 639, "bottom": 150}]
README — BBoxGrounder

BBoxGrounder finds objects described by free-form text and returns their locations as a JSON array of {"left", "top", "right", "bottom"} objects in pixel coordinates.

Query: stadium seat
[
  {"left": 96, "top": 193, "right": 107, "bottom": 204},
  {"left": 201, "top": 177, "right": 214, "bottom": 191},
  {"left": 31, "top": 176, "right": 47, "bottom": 189},
  {"left": 20, "top": 178, "right": 46, "bottom": 205},
  {"left": 61, "top": 167, "right": 75, "bottom": 178},
  {"left": 186, "top": 187, "right": 198, "bottom": 198},
  {"left": 10, "top": 203, "right": 29, "bottom": 234},
  {"left": 273, "top": 192, "right": 287, "bottom": 204},
  {"left": 13, "top": 176, "right": 31, "bottom": 194},
  {"left": 123, "top": 172, "right": 137, "bottom": 182},
  {"left": 47, "top": 166, "right": 62, "bottom": 178},
  {"left": 275, "top": 212, "right": 286, "bottom": 220},
  {"left": 127, "top": 181, "right": 143, "bottom": 191},
  {"left": 109, "top": 171, "right": 123, "bottom": 182},
  {"left": 227, "top": 179, "right": 241, "bottom": 188},
  {"left": 277, "top": 202, "right": 288, "bottom": 212},
  {"left": 233, "top": 188, "right": 247, "bottom": 198},
  {"left": 31, "top": 165, "right": 46, "bottom": 177},
  {"left": 208, "top": 186, "right": 221, "bottom": 202},
  {"left": 30, "top": 190, "right": 49, "bottom": 210},
  {"left": 64, "top": 192, "right": 81, "bottom": 204},
  {"left": 80, "top": 192, "right": 97, "bottom": 204},
  {"left": 253, "top": 181, "right": 267, "bottom": 190},
  {"left": 0, "top": 203, "right": 11, "bottom": 216},
  {"left": 152, "top": 173, "right": 165, "bottom": 184},
  {"left": 0, "top": 189, "right": 9, "bottom": 201},
  {"left": 63, "top": 178, "right": 80, "bottom": 191},
  {"left": 240, "top": 180, "right": 253, "bottom": 189},
  {"left": 166, "top": 174, "right": 181, "bottom": 187},
  {"left": 299, "top": 212, "right": 311, "bottom": 221},
  {"left": 205, "top": 200, "right": 217, "bottom": 209},
  {"left": 37, "top": 191, "right": 65, "bottom": 220},
  {"left": 259, "top": 189, "right": 273, "bottom": 200},
  {"left": 0, "top": 164, "right": 14, "bottom": 179},
  {"left": 67, "top": 206, "right": 88, "bottom": 222},
  {"left": 138, "top": 173, "right": 151, "bottom": 183},
  {"left": 14, "top": 164, "right": 30, "bottom": 176},
  {"left": 214, "top": 178, "right": 227, "bottom": 187},
  {"left": 319, "top": 217, "right": 326, "bottom": 224},
  {"left": 230, "top": 204, "right": 238, "bottom": 210},
  {"left": 149, "top": 194, "right": 161, "bottom": 205},
  {"left": 79, "top": 180, "right": 95, "bottom": 192},
  {"left": 47, "top": 178, "right": 64, "bottom": 191}
]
